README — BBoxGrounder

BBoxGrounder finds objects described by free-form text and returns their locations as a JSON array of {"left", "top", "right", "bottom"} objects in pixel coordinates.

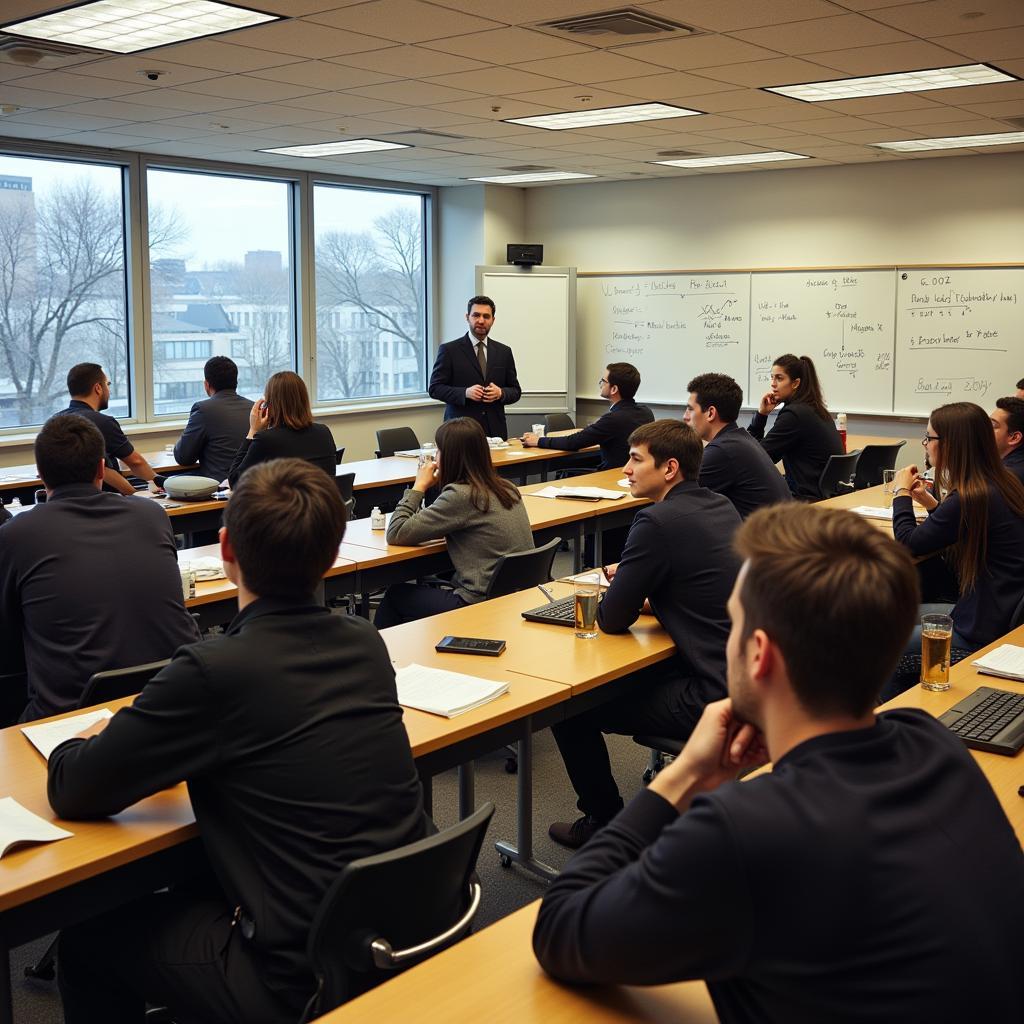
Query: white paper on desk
[
  {"left": 502, "top": 450, "right": 530, "bottom": 457},
  {"left": 617, "top": 478, "right": 630, "bottom": 488},
  {"left": 0, "top": 798, "right": 73, "bottom": 859},
  {"left": 850, "top": 505, "right": 928, "bottom": 521},
  {"left": 395, "top": 664, "right": 508, "bottom": 718},
  {"left": 176, "top": 554, "right": 225, "bottom": 580},
  {"left": 558, "top": 570, "right": 611, "bottom": 587},
  {"left": 393, "top": 449, "right": 422, "bottom": 458},
  {"left": 530, "top": 486, "right": 626, "bottom": 501},
  {"left": 22, "top": 709, "right": 113, "bottom": 761},
  {"left": 972, "top": 645, "right": 1024, "bottom": 683}
]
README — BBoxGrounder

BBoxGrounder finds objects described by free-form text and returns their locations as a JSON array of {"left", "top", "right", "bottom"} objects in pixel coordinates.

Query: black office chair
[
  {"left": 544, "top": 413, "right": 575, "bottom": 434},
  {"left": 853, "top": 441, "right": 906, "bottom": 489},
  {"left": 816, "top": 451, "right": 861, "bottom": 500},
  {"left": 375, "top": 427, "right": 419, "bottom": 459},
  {"left": 483, "top": 537, "right": 561, "bottom": 600},
  {"left": 335, "top": 446, "right": 346, "bottom": 466},
  {"left": 301, "top": 802, "right": 494, "bottom": 1021},
  {"left": 335, "top": 472, "right": 356, "bottom": 520},
  {"left": 633, "top": 734, "right": 683, "bottom": 783}
]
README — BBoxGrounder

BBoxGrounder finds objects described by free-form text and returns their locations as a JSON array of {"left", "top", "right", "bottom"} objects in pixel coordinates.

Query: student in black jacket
[
  {"left": 748, "top": 353, "right": 842, "bottom": 500},
  {"left": 685, "top": 372, "right": 791, "bottom": 519},
  {"left": 548, "top": 420, "right": 741, "bottom": 850},
  {"left": 228, "top": 371, "right": 336, "bottom": 488},
  {"left": 521, "top": 362, "right": 654, "bottom": 470},
  {"left": 534, "top": 504, "right": 1024, "bottom": 1024},
  {"left": 50, "top": 459, "right": 426, "bottom": 1023},
  {"left": 991, "top": 396, "right": 1024, "bottom": 484}
]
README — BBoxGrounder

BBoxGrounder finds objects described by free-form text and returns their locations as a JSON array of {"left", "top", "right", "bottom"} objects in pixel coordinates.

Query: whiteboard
[
  {"left": 577, "top": 273, "right": 750, "bottom": 404},
  {"left": 479, "top": 270, "right": 570, "bottom": 394},
  {"left": 749, "top": 270, "right": 896, "bottom": 415},
  {"left": 894, "top": 267, "right": 1024, "bottom": 415}
]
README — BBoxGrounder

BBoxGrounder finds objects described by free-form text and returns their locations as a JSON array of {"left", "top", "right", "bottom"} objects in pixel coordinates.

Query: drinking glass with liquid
[
  {"left": 574, "top": 573, "right": 600, "bottom": 639},
  {"left": 883, "top": 468, "right": 897, "bottom": 507},
  {"left": 920, "top": 613, "right": 953, "bottom": 691}
]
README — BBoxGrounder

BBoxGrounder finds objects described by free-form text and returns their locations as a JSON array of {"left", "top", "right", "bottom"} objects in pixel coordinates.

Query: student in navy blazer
[{"left": 428, "top": 295, "right": 521, "bottom": 439}]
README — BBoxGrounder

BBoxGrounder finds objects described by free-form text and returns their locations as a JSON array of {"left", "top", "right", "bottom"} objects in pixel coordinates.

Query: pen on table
[{"left": 537, "top": 584, "right": 556, "bottom": 603}]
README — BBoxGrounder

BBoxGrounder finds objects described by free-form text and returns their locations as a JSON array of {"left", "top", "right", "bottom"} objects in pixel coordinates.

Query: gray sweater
[{"left": 386, "top": 482, "right": 533, "bottom": 602}]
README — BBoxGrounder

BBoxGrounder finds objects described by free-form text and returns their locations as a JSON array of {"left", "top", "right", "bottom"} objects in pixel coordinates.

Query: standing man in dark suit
[
  {"left": 173, "top": 356, "right": 251, "bottom": 484},
  {"left": 521, "top": 362, "right": 654, "bottom": 470},
  {"left": 428, "top": 295, "right": 521, "bottom": 439},
  {"left": 685, "top": 372, "right": 792, "bottom": 519}
]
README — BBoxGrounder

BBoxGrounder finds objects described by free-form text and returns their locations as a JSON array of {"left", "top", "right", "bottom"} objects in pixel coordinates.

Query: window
[
  {"left": 0, "top": 154, "right": 129, "bottom": 428},
  {"left": 314, "top": 185, "right": 426, "bottom": 402},
  {"left": 147, "top": 168, "right": 296, "bottom": 416}
]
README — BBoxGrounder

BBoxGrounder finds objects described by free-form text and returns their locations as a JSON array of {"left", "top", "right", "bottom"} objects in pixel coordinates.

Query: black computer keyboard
[
  {"left": 938, "top": 686, "right": 1024, "bottom": 756},
  {"left": 521, "top": 595, "right": 578, "bottom": 627}
]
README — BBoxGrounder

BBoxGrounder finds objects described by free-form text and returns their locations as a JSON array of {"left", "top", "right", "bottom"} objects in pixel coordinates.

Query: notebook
[
  {"left": 972, "top": 645, "right": 1024, "bottom": 683},
  {"left": 395, "top": 664, "right": 509, "bottom": 718},
  {"left": 22, "top": 709, "right": 113, "bottom": 761},
  {"left": 0, "top": 798, "right": 73, "bottom": 860}
]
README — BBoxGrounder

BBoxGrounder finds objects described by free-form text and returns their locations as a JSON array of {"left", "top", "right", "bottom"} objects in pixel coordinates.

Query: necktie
[{"left": 476, "top": 341, "right": 487, "bottom": 379}]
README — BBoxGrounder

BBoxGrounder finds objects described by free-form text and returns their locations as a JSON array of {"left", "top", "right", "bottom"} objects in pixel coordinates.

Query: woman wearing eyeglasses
[
  {"left": 748, "top": 353, "right": 843, "bottom": 500},
  {"left": 890, "top": 402, "right": 1024, "bottom": 657}
]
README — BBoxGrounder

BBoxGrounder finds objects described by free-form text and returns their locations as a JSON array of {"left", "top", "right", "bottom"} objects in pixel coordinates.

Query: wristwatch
[{"left": 893, "top": 487, "right": 911, "bottom": 497}]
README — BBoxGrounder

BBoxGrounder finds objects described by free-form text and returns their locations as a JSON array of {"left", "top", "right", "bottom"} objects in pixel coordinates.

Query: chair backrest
[
  {"left": 1010, "top": 591, "right": 1024, "bottom": 631},
  {"left": 335, "top": 472, "right": 355, "bottom": 504},
  {"left": 484, "top": 536, "right": 561, "bottom": 599},
  {"left": 79, "top": 659, "right": 171, "bottom": 709},
  {"left": 335, "top": 446, "right": 346, "bottom": 466},
  {"left": 304, "top": 802, "right": 494, "bottom": 1019},
  {"left": 816, "top": 451, "right": 861, "bottom": 500},
  {"left": 853, "top": 441, "right": 907, "bottom": 489},
  {"left": 375, "top": 427, "right": 419, "bottom": 459},
  {"left": 544, "top": 413, "right": 575, "bottom": 434}
]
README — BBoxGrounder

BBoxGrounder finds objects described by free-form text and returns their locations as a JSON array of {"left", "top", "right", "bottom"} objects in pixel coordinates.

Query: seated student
[
  {"left": 890, "top": 402, "right": 1024, "bottom": 663},
  {"left": 50, "top": 459, "right": 426, "bottom": 1024},
  {"left": 0, "top": 415, "right": 199, "bottom": 721},
  {"left": 375, "top": 417, "right": 533, "bottom": 627},
  {"left": 56, "top": 362, "right": 161, "bottom": 495},
  {"left": 747, "top": 353, "right": 842, "bottom": 500},
  {"left": 991, "top": 396, "right": 1024, "bottom": 483},
  {"left": 548, "top": 420, "right": 741, "bottom": 849},
  {"left": 684, "top": 372, "right": 791, "bottom": 519},
  {"left": 228, "top": 371, "right": 335, "bottom": 488},
  {"left": 521, "top": 362, "right": 654, "bottom": 469},
  {"left": 1017, "top": 377, "right": 1024, "bottom": 399},
  {"left": 173, "top": 356, "right": 252, "bottom": 484},
  {"left": 534, "top": 504, "right": 1024, "bottom": 1022}
]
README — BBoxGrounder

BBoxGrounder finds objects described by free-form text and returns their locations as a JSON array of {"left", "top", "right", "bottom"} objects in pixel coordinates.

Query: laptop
[{"left": 938, "top": 686, "right": 1024, "bottom": 756}]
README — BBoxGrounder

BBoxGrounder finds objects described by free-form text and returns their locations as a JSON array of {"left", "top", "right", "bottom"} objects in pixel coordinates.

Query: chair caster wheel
[
  {"left": 499, "top": 854, "right": 512, "bottom": 869},
  {"left": 504, "top": 757, "right": 518, "bottom": 774}
]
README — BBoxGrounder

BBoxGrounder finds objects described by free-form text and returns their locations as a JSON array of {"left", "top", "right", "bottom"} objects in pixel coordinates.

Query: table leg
[
  {"left": 495, "top": 719, "right": 557, "bottom": 881},
  {"left": 457, "top": 763, "right": 475, "bottom": 819},
  {"left": 594, "top": 523, "right": 604, "bottom": 568},
  {"left": 573, "top": 523, "right": 583, "bottom": 573},
  {"left": 0, "top": 947, "right": 12, "bottom": 1024},
  {"left": 418, "top": 766, "right": 433, "bottom": 817}
]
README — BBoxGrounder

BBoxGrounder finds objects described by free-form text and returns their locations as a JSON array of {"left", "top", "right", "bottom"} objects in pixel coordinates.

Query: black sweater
[{"left": 748, "top": 403, "right": 842, "bottom": 500}]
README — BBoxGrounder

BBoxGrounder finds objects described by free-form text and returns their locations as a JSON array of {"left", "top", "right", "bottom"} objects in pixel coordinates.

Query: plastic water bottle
[{"left": 370, "top": 506, "right": 385, "bottom": 531}]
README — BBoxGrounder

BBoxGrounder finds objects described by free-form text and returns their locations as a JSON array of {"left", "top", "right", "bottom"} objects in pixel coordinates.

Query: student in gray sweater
[{"left": 375, "top": 417, "right": 533, "bottom": 627}]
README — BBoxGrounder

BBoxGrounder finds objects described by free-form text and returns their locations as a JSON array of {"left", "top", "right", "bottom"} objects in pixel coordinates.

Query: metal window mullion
[
  {"left": 125, "top": 152, "right": 155, "bottom": 425},
  {"left": 295, "top": 170, "right": 316, "bottom": 392}
]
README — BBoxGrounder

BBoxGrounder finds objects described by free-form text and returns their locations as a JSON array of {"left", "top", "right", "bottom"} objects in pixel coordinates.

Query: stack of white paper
[
  {"left": 972, "top": 645, "right": 1024, "bottom": 683},
  {"left": 850, "top": 505, "right": 928, "bottom": 522},
  {"left": 176, "top": 554, "right": 225, "bottom": 580},
  {"left": 531, "top": 486, "right": 626, "bottom": 501},
  {"left": 395, "top": 664, "right": 508, "bottom": 718},
  {"left": 22, "top": 709, "right": 113, "bottom": 761},
  {"left": 0, "top": 798, "right": 73, "bottom": 859}
]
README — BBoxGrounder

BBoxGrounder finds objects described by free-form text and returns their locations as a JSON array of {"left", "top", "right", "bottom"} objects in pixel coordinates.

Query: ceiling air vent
[
  {"left": 540, "top": 8, "right": 695, "bottom": 39},
  {"left": 1002, "top": 115, "right": 1024, "bottom": 130},
  {"left": 656, "top": 149, "right": 702, "bottom": 158},
  {"left": 0, "top": 34, "right": 95, "bottom": 67}
]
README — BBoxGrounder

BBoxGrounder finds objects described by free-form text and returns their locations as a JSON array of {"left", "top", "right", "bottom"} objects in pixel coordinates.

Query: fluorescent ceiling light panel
[
  {"left": 1, "top": 1, "right": 279, "bottom": 54},
  {"left": 260, "top": 140, "right": 411, "bottom": 157},
  {"left": 872, "top": 131, "right": 1024, "bottom": 152},
  {"left": 767, "top": 64, "right": 1015, "bottom": 102},
  {"left": 467, "top": 172, "right": 595, "bottom": 184},
  {"left": 654, "top": 151, "right": 808, "bottom": 168},
  {"left": 505, "top": 103, "right": 701, "bottom": 131}
]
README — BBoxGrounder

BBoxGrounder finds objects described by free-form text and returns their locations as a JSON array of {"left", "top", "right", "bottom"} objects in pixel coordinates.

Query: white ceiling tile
[
  {"left": 440, "top": 120, "right": 555, "bottom": 140},
  {"left": 1, "top": 109, "right": 129, "bottom": 131},
  {"left": 614, "top": 36, "right": 786, "bottom": 71},
  {"left": 813, "top": 93, "right": 947, "bottom": 114},
  {"left": 958, "top": 98, "right": 1024, "bottom": 117},
  {"left": 803, "top": 41, "right": 983, "bottom": 75},
  {"left": 932, "top": 28, "right": 1024, "bottom": 61},
  {"left": 105, "top": 123, "right": 214, "bottom": 142},
  {"left": 216, "top": 102, "right": 333, "bottom": 126},
  {"left": 57, "top": 132, "right": 153, "bottom": 149},
  {"left": 328, "top": 46, "right": 489, "bottom": 78},
  {"left": 56, "top": 98, "right": 192, "bottom": 122},
  {"left": 254, "top": 0, "right": 370, "bottom": 13},
  {"left": 866, "top": 0, "right": 1024, "bottom": 37},
  {"left": 696, "top": 57, "right": 847, "bottom": 87},
  {"left": 426, "top": 0, "right": 636, "bottom": 23},
  {"left": 684, "top": 88, "right": 810, "bottom": 111},
  {"left": 731, "top": 14, "right": 913, "bottom": 54},
  {"left": 762, "top": 102, "right": 857, "bottom": 122},
  {"left": 7, "top": 70, "right": 146, "bottom": 100},
  {"left": 424, "top": 68, "right": 569, "bottom": 94},
  {"left": 157, "top": 112, "right": 278, "bottom": 133},
  {"left": 370, "top": 106, "right": 480, "bottom": 128},
  {"left": 349, "top": 81, "right": 486, "bottom": 105},
  {"left": 177, "top": 75, "right": 322, "bottom": 103},
  {"left": 827, "top": 1, "right": 926, "bottom": 10},
  {"left": 0, "top": 64, "right": 42, "bottom": 85},
  {"left": 156, "top": 41, "right": 304, "bottom": 74},
  {"left": 513, "top": 85, "right": 662, "bottom": 110},
  {"left": 421, "top": 27, "right": 591, "bottom": 63},
  {"left": 221, "top": 20, "right": 394, "bottom": 59},
  {"left": 900, "top": 115, "right": 1023, "bottom": 134},
  {"left": 106, "top": 88, "right": 242, "bottom": 114},
  {"left": 773, "top": 114, "right": 885, "bottom": 132},
  {"left": 868, "top": 105, "right": 975, "bottom": 125},
  {"left": 67, "top": 58, "right": 225, "bottom": 88},
  {"left": 0, "top": 122, "right": 76, "bottom": 140},
  {"left": 305, "top": 0, "right": 505, "bottom": 43},
  {"left": 512, "top": 51, "right": 671, "bottom": 85},
  {"left": 248, "top": 62, "right": 399, "bottom": 91},
  {"left": 641, "top": 1, "right": 853, "bottom": 33},
  {"left": 0, "top": 85, "right": 88, "bottom": 110},
  {"left": 276, "top": 93, "right": 406, "bottom": 116}
]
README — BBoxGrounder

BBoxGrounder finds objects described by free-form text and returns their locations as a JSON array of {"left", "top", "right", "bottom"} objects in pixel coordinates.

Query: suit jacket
[
  {"left": 173, "top": 389, "right": 252, "bottom": 484},
  {"left": 538, "top": 399, "right": 654, "bottom": 470},
  {"left": 428, "top": 334, "right": 521, "bottom": 439},
  {"left": 1005, "top": 446, "right": 1024, "bottom": 485},
  {"left": 0, "top": 484, "right": 200, "bottom": 720},
  {"left": 700, "top": 421, "right": 793, "bottom": 519},
  {"left": 228, "top": 422, "right": 336, "bottom": 488},
  {"left": 748, "top": 403, "right": 843, "bottom": 500},
  {"left": 47, "top": 597, "right": 426, "bottom": 1014}
]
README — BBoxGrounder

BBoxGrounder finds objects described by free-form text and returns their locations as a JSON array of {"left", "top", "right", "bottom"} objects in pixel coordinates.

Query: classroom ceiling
[{"left": 0, "top": 0, "right": 1023, "bottom": 186}]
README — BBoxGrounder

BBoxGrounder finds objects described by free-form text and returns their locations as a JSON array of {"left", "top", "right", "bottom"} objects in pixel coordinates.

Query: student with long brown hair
[
  {"left": 228, "top": 371, "right": 335, "bottom": 487},
  {"left": 891, "top": 401, "right": 1024, "bottom": 656},
  {"left": 375, "top": 417, "right": 533, "bottom": 627},
  {"left": 748, "top": 353, "right": 843, "bottom": 500}
]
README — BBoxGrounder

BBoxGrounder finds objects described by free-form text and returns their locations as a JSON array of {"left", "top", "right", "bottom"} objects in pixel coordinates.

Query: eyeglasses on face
[
  {"left": 922, "top": 434, "right": 940, "bottom": 445},
  {"left": 598, "top": 378, "right": 608, "bottom": 385}
]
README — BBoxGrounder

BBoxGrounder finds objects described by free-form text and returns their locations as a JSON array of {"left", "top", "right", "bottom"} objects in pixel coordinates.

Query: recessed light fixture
[
  {"left": 766, "top": 63, "right": 1015, "bottom": 102},
  {"left": 505, "top": 102, "right": 701, "bottom": 131},
  {"left": 260, "top": 140, "right": 412, "bottom": 157},
  {"left": 466, "top": 171, "right": 595, "bottom": 184},
  {"left": 872, "top": 131, "right": 1024, "bottom": 152},
  {"left": 1, "top": 1, "right": 279, "bottom": 55},
  {"left": 653, "top": 151, "right": 809, "bottom": 168}
]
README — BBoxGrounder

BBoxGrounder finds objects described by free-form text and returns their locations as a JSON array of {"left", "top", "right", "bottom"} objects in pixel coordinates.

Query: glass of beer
[
  {"left": 882, "top": 469, "right": 897, "bottom": 507},
  {"left": 920, "top": 613, "right": 953, "bottom": 691},
  {"left": 574, "top": 573, "right": 600, "bottom": 640}
]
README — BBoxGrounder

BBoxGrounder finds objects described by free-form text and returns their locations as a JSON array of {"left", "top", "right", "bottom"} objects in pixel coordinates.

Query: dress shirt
[
  {"left": 699, "top": 421, "right": 792, "bottom": 519},
  {"left": 538, "top": 399, "right": 654, "bottom": 470}
]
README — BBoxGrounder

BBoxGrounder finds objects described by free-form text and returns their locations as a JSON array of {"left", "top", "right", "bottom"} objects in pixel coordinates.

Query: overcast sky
[{"left": 0, "top": 153, "right": 420, "bottom": 268}]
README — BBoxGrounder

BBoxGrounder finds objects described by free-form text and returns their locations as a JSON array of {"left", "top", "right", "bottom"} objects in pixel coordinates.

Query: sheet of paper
[
  {"left": 395, "top": 663, "right": 509, "bottom": 718},
  {"left": 849, "top": 505, "right": 928, "bottom": 521},
  {"left": 0, "top": 798, "right": 73, "bottom": 859},
  {"left": 617, "top": 478, "right": 630, "bottom": 488},
  {"left": 528, "top": 486, "right": 624, "bottom": 501},
  {"left": 176, "top": 554, "right": 225, "bottom": 580},
  {"left": 972, "top": 645, "right": 1024, "bottom": 681},
  {"left": 22, "top": 708, "right": 113, "bottom": 761},
  {"left": 558, "top": 570, "right": 611, "bottom": 587}
]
